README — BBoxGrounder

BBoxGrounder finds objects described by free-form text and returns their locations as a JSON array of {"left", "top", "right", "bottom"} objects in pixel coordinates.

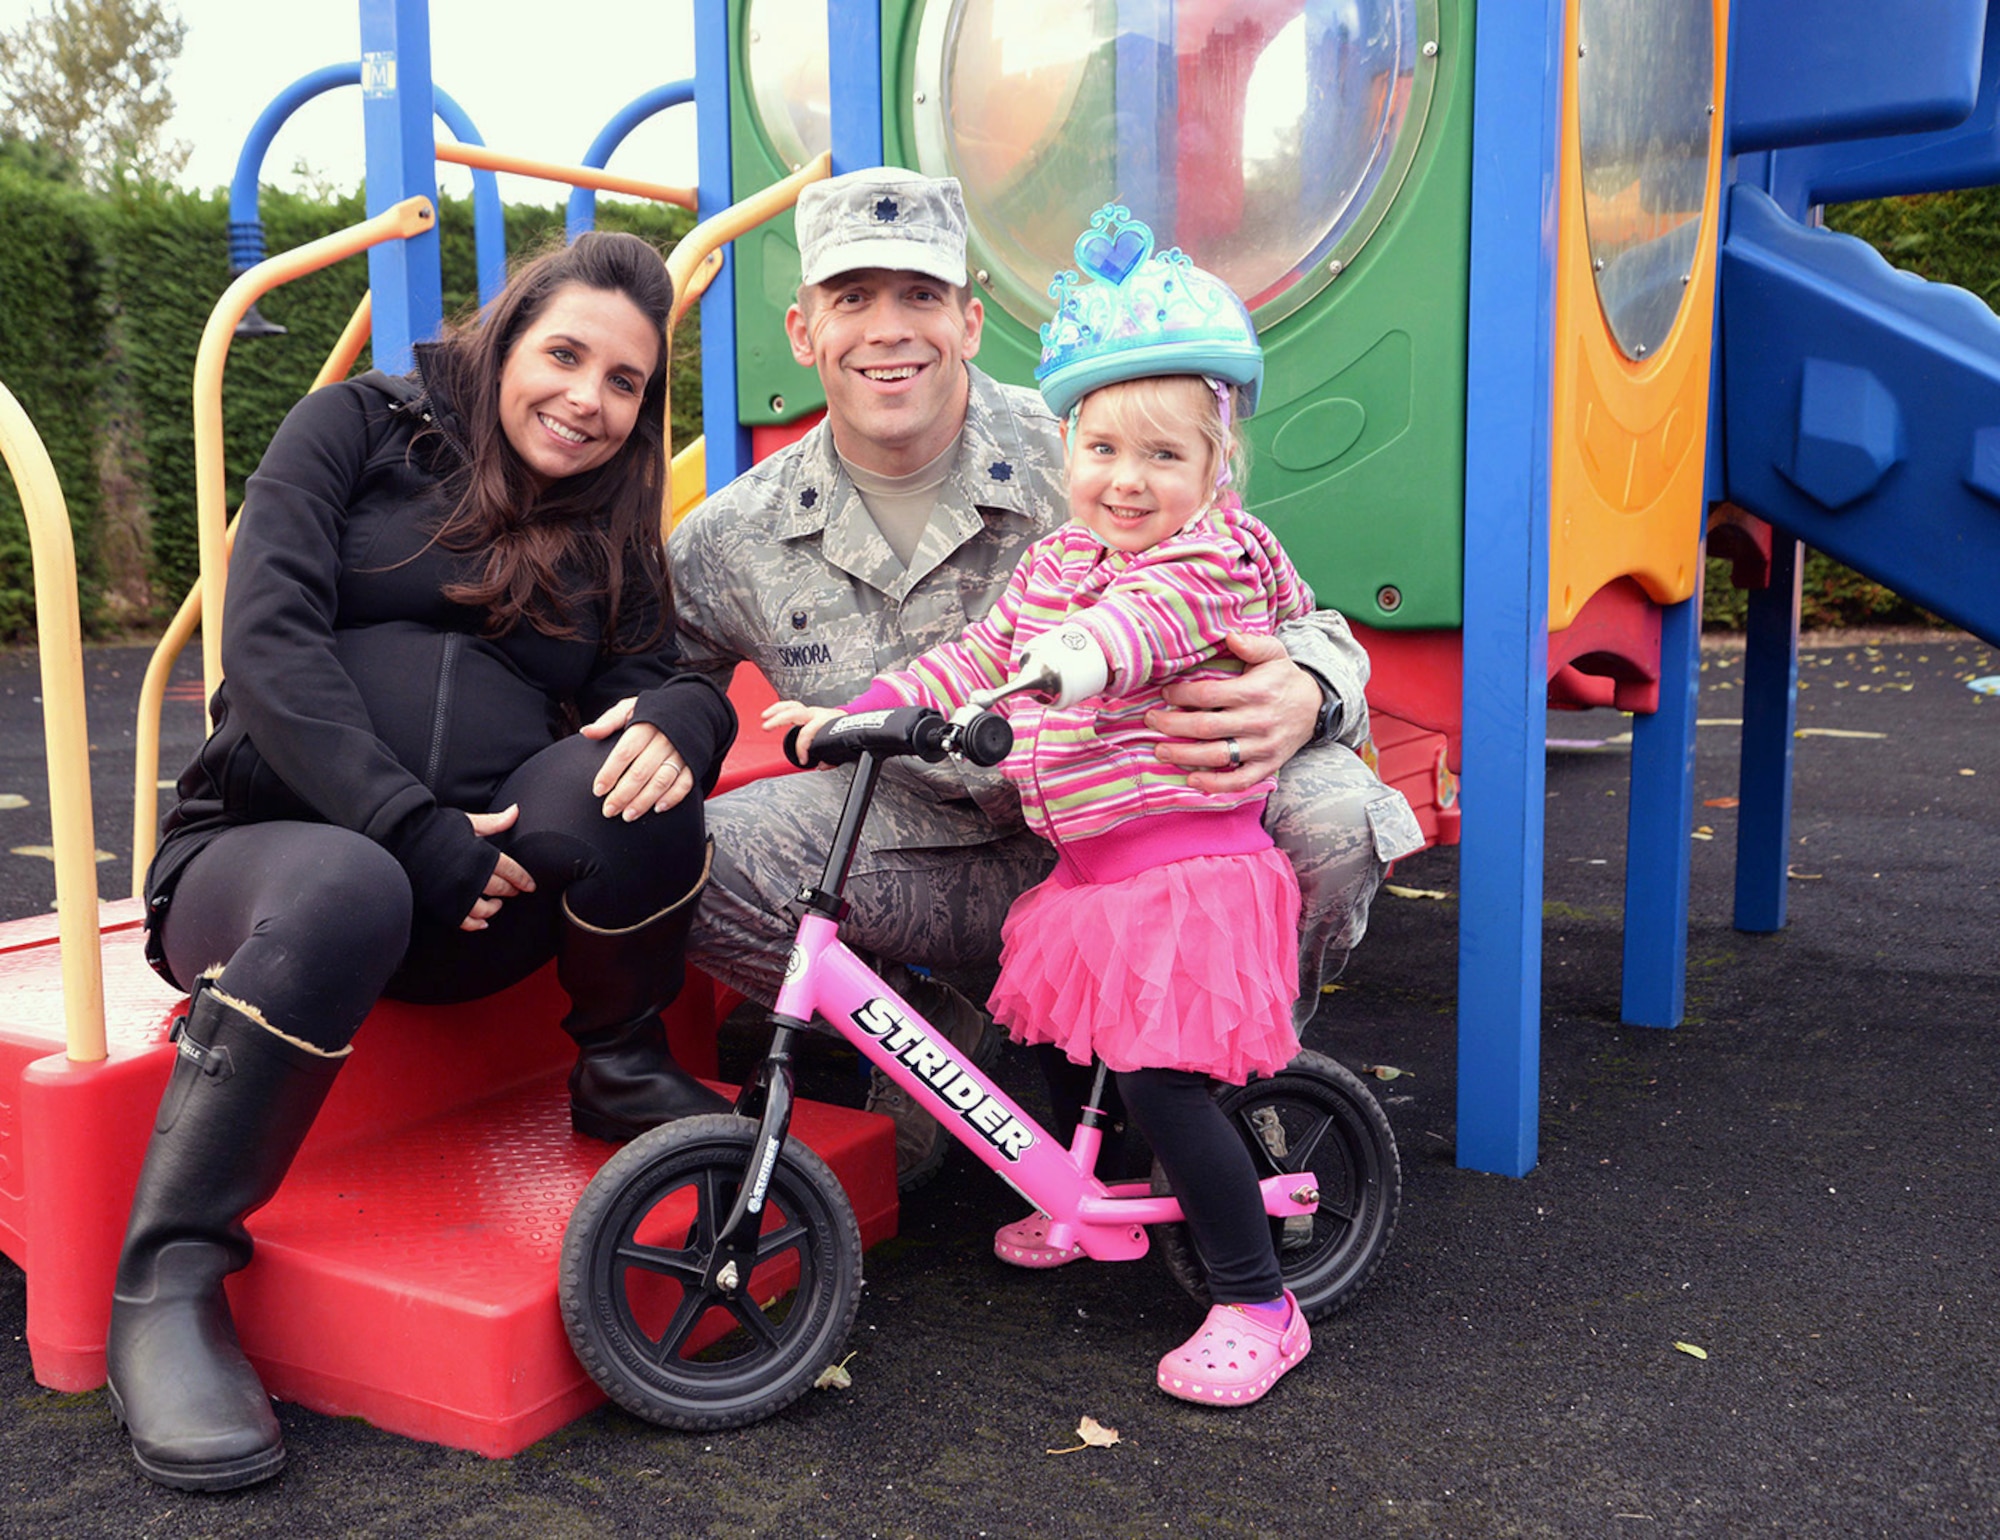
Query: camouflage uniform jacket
[{"left": 669, "top": 366, "right": 1376, "bottom": 852}]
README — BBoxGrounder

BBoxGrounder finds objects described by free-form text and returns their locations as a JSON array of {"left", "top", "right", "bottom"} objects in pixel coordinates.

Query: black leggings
[
  {"left": 157, "top": 732, "right": 708, "bottom": 1052},
  {"left": 1040, "top": 1050, "right": 1282, "bottom": 1305}
]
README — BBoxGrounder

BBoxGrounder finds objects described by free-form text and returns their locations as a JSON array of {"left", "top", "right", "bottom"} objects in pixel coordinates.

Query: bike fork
[{"left": 706, "top": 1016, "right": 808, "bottom": 1289}]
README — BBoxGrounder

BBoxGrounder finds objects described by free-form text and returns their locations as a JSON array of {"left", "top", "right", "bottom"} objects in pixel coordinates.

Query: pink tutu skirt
[{"left": 987, "top": 846, "right": 1302, "bottom": 1084}]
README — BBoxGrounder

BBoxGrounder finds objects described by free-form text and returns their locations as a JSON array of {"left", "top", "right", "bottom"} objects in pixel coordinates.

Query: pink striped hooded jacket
[{"left": 846, "top": 497, "right": 1316, "bottom": 856}]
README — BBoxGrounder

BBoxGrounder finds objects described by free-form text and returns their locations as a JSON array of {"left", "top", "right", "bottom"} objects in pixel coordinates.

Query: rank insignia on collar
[
  {"left": 989, "top": 461, "right": 1013, "bottom": 481},
  {"left": 800, "top": 487, "right": 818, "bottom": 509}
]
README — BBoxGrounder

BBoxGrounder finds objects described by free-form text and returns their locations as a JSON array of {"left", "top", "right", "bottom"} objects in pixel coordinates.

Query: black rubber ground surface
[{"left": 1, "top": 633, "right": 1993, "bottom": 1537}]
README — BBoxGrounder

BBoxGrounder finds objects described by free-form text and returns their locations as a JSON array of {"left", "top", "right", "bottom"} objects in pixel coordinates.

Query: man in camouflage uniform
[{"left": 670, "top": 167, "right": 1422, "bottom": 1188}]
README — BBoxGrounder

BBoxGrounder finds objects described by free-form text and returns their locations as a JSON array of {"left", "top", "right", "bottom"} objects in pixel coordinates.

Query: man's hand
[
  {"left": 1145, "top": 631, "right": 1319, "bottom": 793},
  {"left": 461, "top": 804, "right": 534, "bottom": 931}
]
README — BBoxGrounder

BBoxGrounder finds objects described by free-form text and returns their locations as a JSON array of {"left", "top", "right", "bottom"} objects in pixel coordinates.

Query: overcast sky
[{"left": 0, "top": 0, "right": 703, "bottom": 207}]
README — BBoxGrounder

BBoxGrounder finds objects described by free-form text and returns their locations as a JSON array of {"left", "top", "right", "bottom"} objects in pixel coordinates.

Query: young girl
[{"left": 767, "top": 205, "right": 1315, "bottom": 1406}]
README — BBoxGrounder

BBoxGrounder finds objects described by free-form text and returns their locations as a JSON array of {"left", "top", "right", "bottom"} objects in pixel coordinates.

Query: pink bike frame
[{"left": 775, "top": 913, "right": 1322, "bottom": 1263}]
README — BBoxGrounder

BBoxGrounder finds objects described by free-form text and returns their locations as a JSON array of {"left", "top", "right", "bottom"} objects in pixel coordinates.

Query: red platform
[{"left": 0, "top": 664, "right": 891, "bottom": 1457}]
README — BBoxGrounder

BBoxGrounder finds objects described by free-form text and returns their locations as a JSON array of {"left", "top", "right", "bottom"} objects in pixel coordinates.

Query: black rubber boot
[
  {"left": 558, "top": 841, "right": 729, "bottom": 1141},
  {"left": 106, "top": 976, "right": 349, "bottom": 1492}
]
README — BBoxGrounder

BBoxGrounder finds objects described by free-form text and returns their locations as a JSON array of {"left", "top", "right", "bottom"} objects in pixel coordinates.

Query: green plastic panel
[{"left": 728, "top": 0, "right": 1472, "bottom": 628}]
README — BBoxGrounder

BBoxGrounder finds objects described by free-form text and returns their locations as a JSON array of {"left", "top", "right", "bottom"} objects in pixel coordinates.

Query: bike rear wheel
[
  {"left": 559, "top": 1115, "right": 864, "bottom": 1431},
  {"left": 1154, "top": 1050, "right": 1401, "bottom": 1322}
]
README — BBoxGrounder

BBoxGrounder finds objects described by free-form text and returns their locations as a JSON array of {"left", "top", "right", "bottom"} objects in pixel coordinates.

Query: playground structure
[{"left": 0, "top": 0, "right": 1995, "bottom": 1459}]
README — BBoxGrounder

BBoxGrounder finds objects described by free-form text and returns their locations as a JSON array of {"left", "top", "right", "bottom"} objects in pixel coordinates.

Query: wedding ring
[{"left": 1225, "top": 737, "right": 1242, "bottom": 771}]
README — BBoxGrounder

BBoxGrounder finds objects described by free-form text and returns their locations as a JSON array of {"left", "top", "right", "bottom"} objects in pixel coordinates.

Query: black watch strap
[{"left": 1311, "top": 675, "right": 1344, "bottom": 745}]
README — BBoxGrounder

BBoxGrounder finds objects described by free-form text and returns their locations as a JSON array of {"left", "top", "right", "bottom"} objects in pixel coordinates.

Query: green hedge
[
  {"left": 0, "top": 167, "right": 108, "bottom": 636},
  {"left": 0, "top": 172, "right": 1983, "bottom": 642},
  {"left": 0, "top": 175, "right": 697, "bottom": 637}
]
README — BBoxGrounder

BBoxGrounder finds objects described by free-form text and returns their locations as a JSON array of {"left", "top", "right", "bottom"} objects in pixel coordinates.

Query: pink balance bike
[{"left": 558, "top": 703, "right": 1401, "bottom": 1430}]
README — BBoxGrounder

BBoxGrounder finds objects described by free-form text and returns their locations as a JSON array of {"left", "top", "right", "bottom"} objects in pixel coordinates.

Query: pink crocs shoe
[
  {"left": 992, "top": 1210, "right": 1083, "bottom": 1269},
  {"left": 1155, "top": 1291, "right": 1311, "bottom": 1406}
]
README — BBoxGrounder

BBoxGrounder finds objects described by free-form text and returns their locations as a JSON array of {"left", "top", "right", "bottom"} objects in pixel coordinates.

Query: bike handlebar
[{"left": 783, "top": 704, "right": 1014, "bottom": 771}]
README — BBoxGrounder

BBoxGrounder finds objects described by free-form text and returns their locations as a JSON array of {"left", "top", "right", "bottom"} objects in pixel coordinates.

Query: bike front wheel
[
  {"left": 559, "top": 1114, "right": 864, "bottom": 1431},
  {"left": 1154, "top": 1050, "right": 1401, "bottom": 1322}
]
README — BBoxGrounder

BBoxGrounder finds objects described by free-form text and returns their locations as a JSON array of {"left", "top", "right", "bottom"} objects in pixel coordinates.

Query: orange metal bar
[
  {"left": 0, "top": 380, "right": 107, "bottom": 1060},
  {"left": 192, "top": 196, "right": 434, "bottom": 715},
  {"left": 434, "top": 140, "right": 696, "bottom": 209},
  {"left": 314, "top": 291, "right": 374, "bottom": 390}
]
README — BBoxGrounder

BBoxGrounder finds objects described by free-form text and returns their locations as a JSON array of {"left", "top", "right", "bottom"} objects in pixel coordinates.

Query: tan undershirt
[{"left": 841, "top": 438, "right": 959, "bottom": 569}]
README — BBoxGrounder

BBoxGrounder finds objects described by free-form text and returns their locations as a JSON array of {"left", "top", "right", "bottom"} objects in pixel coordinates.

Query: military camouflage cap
[{"left": 796, "top": 167, "right": 969, "bottom": 288}]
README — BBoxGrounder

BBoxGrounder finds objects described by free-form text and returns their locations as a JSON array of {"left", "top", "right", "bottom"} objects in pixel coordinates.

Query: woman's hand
[
  {"left": 582, "top": 699, "right": 695, "bottom": 819},
  {"left": 762, "top": 699, "right": 847, "bottom": 761},
  {"left": 1144, "top": 631, "right": 1319, "bottom": 793},
  {"left": 462, "top": 804, "right": 534, "bottom": 931}
]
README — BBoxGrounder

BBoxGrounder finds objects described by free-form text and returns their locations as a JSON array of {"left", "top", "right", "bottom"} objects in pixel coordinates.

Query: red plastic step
[
  {"left": 2, "top": 907, "right": 898, "bottom": 1454},
  {"left": 234, "top": 1070, "right": 895, "bottom": 1456}
]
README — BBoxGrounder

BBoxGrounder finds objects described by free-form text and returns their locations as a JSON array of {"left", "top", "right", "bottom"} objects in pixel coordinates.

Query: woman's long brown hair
[{"left": 418, "top": 230, "right": 674, "bottom": 648}]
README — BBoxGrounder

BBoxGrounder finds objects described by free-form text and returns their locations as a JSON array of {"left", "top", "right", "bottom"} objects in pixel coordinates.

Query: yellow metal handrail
[
  {"left": 663, "top": 153, "right": 832, "bottom": 471},
  {"left": 0, "top": 381, "right": 106, "bottom": 1060},
  {"left": 192, "top": 196, "right": 435, "bottom": 712},
  {"left": 134, "top": 291, "right": 376, "bottom": 895},
  {"left": 133, "top": 210, "right": 429, "bottom": 890}
]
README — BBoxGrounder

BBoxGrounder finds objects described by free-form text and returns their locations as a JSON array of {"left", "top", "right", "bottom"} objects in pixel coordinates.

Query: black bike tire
[
  {"left": 559, "top": 1114, "right": 864, "bottom": 1431},
  {"left": 1152, "top": 1050, "right": 1401, "bottom": 1322}
]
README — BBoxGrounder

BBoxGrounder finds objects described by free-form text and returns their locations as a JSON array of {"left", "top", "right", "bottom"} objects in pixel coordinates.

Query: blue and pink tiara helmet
[{"left": 1034, "top": 203, "right": 1264, "bottom": 422}]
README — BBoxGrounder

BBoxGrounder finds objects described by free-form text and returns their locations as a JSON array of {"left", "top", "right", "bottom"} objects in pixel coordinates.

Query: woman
[{"left": 110, "top": 231, "right": 734, "bottom": 1492}]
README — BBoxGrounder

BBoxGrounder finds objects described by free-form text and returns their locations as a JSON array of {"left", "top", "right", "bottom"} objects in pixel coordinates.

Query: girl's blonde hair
[{"left": 1069, "top": 374, "right": 1252, "bottom": 492}]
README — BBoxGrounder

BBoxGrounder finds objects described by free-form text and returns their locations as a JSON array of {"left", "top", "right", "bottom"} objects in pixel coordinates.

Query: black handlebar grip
[
  {"left": 958, "top": 711, "right": 1014, "bottom": 767},
  {"left": 782, "top": 723, "right": 813, "bottom": 769}
]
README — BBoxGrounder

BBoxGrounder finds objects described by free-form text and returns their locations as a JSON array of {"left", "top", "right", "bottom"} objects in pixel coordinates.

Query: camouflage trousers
[{"left": 689, "top": 739, "right": 1393, "bottom": 1031}]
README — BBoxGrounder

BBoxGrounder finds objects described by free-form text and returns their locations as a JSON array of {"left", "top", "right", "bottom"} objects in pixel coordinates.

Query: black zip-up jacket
[{"left": 144, "top": 357, "right": 736, "bottom": 961}]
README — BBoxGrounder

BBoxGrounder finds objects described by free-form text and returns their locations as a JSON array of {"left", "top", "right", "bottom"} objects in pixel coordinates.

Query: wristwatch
[{"left": 1309, "top": 673, "right": 1344, "bottom": 745}]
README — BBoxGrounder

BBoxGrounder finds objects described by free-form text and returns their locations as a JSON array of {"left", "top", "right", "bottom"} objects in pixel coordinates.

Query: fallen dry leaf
[
  {"left": 1383, "top": 884, "right": 1453, "bottom": 901},
  {"left": 1674, "top": 1341, "right": 1709, "bottom": 1361},
  {"left": 1787, "top": 867, "right": 1823, "bottom": 880},
  {"left": 1793, "top": 728, "right": 1886, "bottom": 740},
  {"left": 1702, "top": 797, "right": 1739, "bottom": 808},
  {"left": 1047, "top": 1414, "right": 1122, "bottom": 1454},
  {"left": 813, "top": 1352, "right": 857, "bottom": 1391},
  {"left": 1362, "top": 1064, "right": 1411, "bottom": 1081}
]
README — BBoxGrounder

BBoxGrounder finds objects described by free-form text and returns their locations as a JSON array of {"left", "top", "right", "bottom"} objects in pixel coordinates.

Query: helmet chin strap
[{"left": 1206, "top": 376, "right": 1235, "bottom": 492}]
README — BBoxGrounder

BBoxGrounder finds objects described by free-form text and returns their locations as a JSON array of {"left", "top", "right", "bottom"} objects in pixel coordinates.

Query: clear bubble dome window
[
  {"left": 914, "top": 0, "right": 1434, "bottom": 329},
  {"left": 742, "top": 1, "right": 1437, "bottom": 330}
]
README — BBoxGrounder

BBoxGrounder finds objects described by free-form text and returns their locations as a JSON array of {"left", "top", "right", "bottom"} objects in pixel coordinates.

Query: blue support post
[
  {"left": 1455, "top": 0, "right": 1567, "bottom": 1177},
  {"left": 1733, "top": 536, "right": 1803, "bottom": 931},
  {"left": 1113, "top": 0, "right": 1173, "bottom": 240},
  {"left": 358, "top": 0, "right": 443, "bottom": 372},
  {"left": 826, "top": 0, "right": 885, "bottom": 171},
  {"left": 696, "top": 0, "right": 748, "bottom": 491},
  {"left": 1621, "top": 592, "right": 1701, "bottom": 1025}
]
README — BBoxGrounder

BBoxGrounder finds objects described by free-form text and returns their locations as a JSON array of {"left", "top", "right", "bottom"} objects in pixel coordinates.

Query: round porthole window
[
  {"left": 744, "top": 0, "right": 832, "bottom": 171},
  {"left": 1576, "top": 0, "right": 1716, "bottom": 360},
  {"left": 911, "top": 0, "right": 1435, "bottom": 330}
]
